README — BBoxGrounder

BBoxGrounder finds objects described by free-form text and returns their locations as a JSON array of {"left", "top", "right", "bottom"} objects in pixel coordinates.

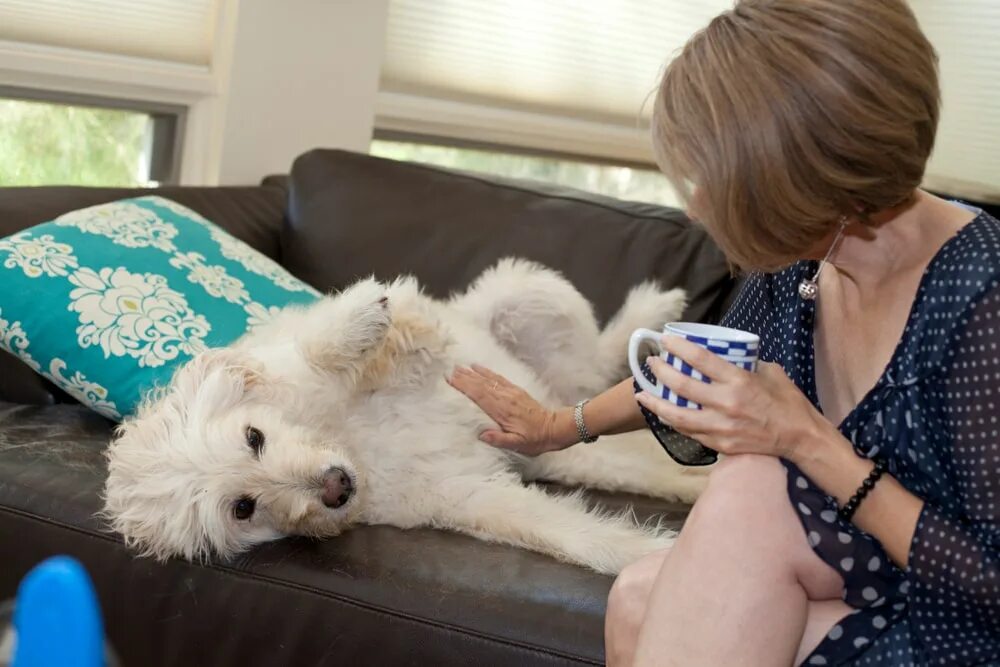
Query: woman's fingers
[
  {"left": 661, "top": 335, "right": 741, "bottom": 382},
  {"left": 470, "top": 364, "right": 508, "bottom": 385},
  {"left": 635, "top": 391, "right": 717, "bottom": 435},
  {"left": 448, "top": 367, "right": 494, "bottom": 405},
  {"left": 479, "top": 429, "right": 526, "bottom": 450},
  {"left": 646, "top": 355, "right": 717, "bottom": 407}
]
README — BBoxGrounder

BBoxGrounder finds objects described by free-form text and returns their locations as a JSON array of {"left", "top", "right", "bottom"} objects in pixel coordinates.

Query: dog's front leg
[
  {"left": 295, "top": 278, "right": 392, "bottom": 375},
  {"left": 431, "top": 476, "right": 674, "bottom": 575}
]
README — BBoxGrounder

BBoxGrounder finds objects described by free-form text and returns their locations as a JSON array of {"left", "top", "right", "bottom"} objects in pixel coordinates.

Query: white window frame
[{"left": 0, "top": 0, "right": 239, "bottom": 186}]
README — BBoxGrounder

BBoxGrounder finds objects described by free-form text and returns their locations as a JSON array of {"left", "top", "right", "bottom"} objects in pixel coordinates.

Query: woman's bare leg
[
  {"left": 606, "top": 548, "right": 672, "bottom": 667},
  {"left": 795, "top": 599, "right": 853, "bottom": 665},
  {"left": 608, "top": 557, "right": 852, "bottom": 667},
  {"left": 626, "top": 455, "right": 848, "bottom": 667}
]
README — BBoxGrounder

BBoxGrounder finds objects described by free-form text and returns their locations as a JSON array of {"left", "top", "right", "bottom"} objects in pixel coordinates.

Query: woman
[{"left": 447, "top": 1, "right": 999, "bottom": 665}]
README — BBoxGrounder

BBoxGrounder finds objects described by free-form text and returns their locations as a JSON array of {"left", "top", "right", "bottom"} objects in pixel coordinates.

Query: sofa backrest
[
  {"left": 284, "top": 149, "right": 739, "bottom": 327},
  {"left": 0, "top": 184, "right": 287, "bottom": 406},
  {"left": 0, "top": 152, "right": 741, "bottom": 408}
]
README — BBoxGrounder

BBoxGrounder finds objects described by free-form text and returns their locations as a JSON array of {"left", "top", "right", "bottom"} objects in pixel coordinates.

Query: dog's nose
[{"left": 321, "top": 467, "right": 354, "bottom": 509}]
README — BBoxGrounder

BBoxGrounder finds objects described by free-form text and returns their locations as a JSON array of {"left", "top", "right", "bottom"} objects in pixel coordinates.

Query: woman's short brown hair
[{"left": 653, "top": 0, "right": 940, "bottom": 270}]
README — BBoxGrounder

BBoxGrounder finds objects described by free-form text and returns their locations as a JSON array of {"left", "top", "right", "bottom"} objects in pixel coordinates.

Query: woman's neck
[{"left": 824, "top": 190, "right": 976, "bottom": 291}]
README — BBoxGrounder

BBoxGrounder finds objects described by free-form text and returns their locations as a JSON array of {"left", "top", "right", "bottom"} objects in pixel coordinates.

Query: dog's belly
[
  {"left": 337, "top": 377, "right": 528, "bottom": 526},
  {"left": 317, "top": 298, "right": 559, "bottom": 527},
  {"left": 439, "top": 312, "right": 560, "bottom": 405}
]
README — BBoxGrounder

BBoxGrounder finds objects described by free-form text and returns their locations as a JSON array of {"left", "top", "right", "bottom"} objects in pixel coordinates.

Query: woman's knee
[
  {"left": 684, "top": 454, "right": 790, "bottom": 540},
  {"left": 607, "top": 549, "right": 667, "bottom": 629}
]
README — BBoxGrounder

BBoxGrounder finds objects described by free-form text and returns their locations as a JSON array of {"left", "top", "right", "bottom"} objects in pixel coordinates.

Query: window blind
[
  {"left": 382, "top": 0, "right": 730, "bottom": 124},
  {"left": 911, "top": 0, "right": 1000, "bottom": 201},
  {"left": 382, "top": 0, "right": 1000, "bottom": 200},
  {"left": 0, "top": 0, "right": 218, "bottom": 66},
  {"left": 379, "top": 0, "right": 732, "bottom": 162}
]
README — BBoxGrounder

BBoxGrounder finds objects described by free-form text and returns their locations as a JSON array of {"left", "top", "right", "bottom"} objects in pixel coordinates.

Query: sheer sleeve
[
  {"left": 906, "top": 281, "right": 1000, "bottom": 660},
  {"left": 632, "top": 273, "right": 773, "bottom": 466}
]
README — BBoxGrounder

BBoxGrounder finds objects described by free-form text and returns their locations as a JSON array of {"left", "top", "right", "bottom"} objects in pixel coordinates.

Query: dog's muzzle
[{"left": 321, "top": 467, "right": 354, "bottom": 509}]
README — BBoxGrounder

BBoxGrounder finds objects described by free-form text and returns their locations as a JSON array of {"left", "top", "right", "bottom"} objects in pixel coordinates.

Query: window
[
  {"left": 378, "top": 1, "right": 733, "bottom": 166},
  {"left": 380, "top": 0, "right": 1000, "bottom": 204},
  {"left": 0, "top": 0, "right": 227, "bottom": 185},
  {"left": 0, "top": 91, "right": 182, "bottom": 187},
  {"left": 370, "top": 138, "right": 681, "bottom": 207}
]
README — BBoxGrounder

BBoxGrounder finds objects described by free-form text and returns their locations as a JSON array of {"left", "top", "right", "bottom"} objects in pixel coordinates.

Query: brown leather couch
[{"left": 0, "top": 150, "right": 740, "bottom": 666}]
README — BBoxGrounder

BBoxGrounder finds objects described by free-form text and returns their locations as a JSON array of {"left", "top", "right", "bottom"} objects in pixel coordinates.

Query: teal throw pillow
[{"left": 0, "top": 196, "right": 320, "bottom": 420}]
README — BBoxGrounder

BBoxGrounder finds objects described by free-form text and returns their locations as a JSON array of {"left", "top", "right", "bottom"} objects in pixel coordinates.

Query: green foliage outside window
[
  {"left": 370, "top": 139, "right": 680, "bottom": 208},
  {"left": 0, "top": 98, "right": 152, "bottom": 187}
]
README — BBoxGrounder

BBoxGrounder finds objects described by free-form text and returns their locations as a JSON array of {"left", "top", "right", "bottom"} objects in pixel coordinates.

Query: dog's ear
[
  {"left": 184, "top": 348, "right": 263, "bottom": 385},
  {"left": 172, "top": 348, "right": 267, "bottom": 410}
]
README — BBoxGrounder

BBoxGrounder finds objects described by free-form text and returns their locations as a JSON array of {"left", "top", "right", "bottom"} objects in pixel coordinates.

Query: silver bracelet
[{"left": 574, "top": 399, "right": 598, "bottom": 444}]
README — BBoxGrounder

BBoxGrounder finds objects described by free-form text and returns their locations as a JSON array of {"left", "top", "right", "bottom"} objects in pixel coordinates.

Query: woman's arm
[
  {"left": 639, "top": 285, "right": 1000, "bottom": 654},
  {"left": 789, "top": 425, "right": 924, "bottom": 568},
  {"left": 447, "top": 367, "right": 646, "bottom": 455},
  {"left": 637, "top": 336, "right": 927, "bottom": 569}
]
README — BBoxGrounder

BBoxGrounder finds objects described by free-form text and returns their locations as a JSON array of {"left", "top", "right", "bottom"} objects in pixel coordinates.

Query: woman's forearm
[
  {"left": 790, "top": 424, "right": 924, "bottom": 568},
  {"left": 548, "top": 378, "right": 648, "bottom": 446}
]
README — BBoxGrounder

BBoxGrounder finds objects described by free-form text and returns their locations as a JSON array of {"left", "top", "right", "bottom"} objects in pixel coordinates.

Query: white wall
[{"left": 216, "top": 0, "right": 389, "bottom": 185}]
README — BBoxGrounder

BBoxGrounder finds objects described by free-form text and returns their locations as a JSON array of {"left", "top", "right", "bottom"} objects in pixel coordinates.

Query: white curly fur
[{"left": 102, "top": 258, "right": 704, "bottom": 574}]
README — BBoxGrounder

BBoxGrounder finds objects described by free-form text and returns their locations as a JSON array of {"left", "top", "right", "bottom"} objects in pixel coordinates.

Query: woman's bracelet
[
  {"left": 574, "top": 399, "right": 598, "bottom": 444},
  {"left": 838, "top": 458, "right": 889, "bottom": 522}
]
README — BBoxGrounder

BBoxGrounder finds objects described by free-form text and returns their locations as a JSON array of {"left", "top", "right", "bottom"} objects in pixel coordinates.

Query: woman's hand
[
  {"left": 447, "top": 365, "right": 576, "bottom": 456},
  {"left": 635, "top": 336, "right": 830, "bottom": 462}
]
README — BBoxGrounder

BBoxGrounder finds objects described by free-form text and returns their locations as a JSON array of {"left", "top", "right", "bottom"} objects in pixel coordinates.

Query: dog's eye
[
  {"left": 245, "top": 426, "right": 265, "bottom": 456},
  {"left": 233, "top": 496, "right": 256, "bottom": 521}
]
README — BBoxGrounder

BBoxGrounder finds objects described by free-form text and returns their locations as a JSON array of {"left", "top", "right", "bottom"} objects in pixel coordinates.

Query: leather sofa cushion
[
  {"left": 284, "top": 149, "right": 739, "bottom": 326},
  {"left": 0, "top": 402, "right": 688, "bottom": 666},
  {"left": 0, "top": 185, "right": 287, "bottom": 406}
]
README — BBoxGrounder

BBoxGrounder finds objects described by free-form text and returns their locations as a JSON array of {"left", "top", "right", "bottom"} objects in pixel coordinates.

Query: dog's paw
[{"left": 340, "top": 279, "right": 392, "bottom": 350}]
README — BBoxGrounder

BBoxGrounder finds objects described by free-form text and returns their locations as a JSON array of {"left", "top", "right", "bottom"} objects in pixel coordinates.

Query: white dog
[{"left": 103, "top": 259, "right": 708, "bottom": 575}]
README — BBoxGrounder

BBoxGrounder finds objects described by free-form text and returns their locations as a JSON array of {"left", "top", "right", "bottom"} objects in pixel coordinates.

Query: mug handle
[{"left": 628, "top": 328, "right": 663, "bottom": 395}]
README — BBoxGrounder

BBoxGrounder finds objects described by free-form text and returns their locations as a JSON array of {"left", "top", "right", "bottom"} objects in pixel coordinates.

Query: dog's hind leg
[
  {"left": 451, "top": 258, "right": 610, "bottom": 404},
  {"left": 597, "top": 283, "right": 687, "bottom": 380},
  {"left": 452, "top": 259, "right": 686, "bottom": 403},
  {"left": 429, "top": 474, "right": 674, "bottom": 575},
  {"left": 520, "top": 432, "right": 711, "bottom": 505}
]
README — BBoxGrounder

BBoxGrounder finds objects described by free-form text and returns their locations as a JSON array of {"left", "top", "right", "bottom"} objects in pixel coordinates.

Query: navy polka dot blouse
[{"left": 644, "top": 209, "right": 1000, "bottom": 665}]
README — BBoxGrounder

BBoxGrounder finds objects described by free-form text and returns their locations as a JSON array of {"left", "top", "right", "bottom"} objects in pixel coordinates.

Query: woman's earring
[{"left": 798, "top": 217, "right": 849, "bottom": 301}]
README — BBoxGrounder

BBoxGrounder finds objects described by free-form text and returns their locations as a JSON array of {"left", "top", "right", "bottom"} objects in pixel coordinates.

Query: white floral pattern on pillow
[
  {"left": 134, "top": 195, "right": 318, "bottom": 296},
  {"left": 0, "top": 308, "right": 41, "bottom": 372},
  {"left": 243, "top": 301, "right": 283, "bottom": 330},
  {"left": 56, "top": 202, "right": 179, "bottom": 252},
  {"left": 169, "top": 252, "right": 251, "bottom": 304},
  {"left": 68, "top": 267, "right": 210, "bottom": 368},
  {"left": 0, "top": 196, "right": 318, "bottom": 419},
  {"left": 0, "top": 232, "right": 79, "bottom": 278},
  {"left": 47, "top": 358, "right": 120, "bottom": 420},
  {"left": 0, "top": 308, "right": 120, "bottom": 419},
  {"left": 210, "top": 229, "right": 318, "bottom": 295}
]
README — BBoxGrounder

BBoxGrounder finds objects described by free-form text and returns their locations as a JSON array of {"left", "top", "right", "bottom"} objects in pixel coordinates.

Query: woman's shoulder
[
  {"left": 921, "top": 210, "right": 1000, "bottom": 302},
  {"left": 908, "top": 210, "right": 1000, "bottom": 365}
]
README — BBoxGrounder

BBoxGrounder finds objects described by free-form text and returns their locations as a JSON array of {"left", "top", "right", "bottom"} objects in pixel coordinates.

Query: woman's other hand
[{"left": 635, "top": 336, "right": 833, "bottom": 463}]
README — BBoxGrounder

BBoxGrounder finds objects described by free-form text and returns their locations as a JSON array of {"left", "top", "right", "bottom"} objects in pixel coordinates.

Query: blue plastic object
[{"left": 11, "top": 556, "right": 105, "bottom": 667}]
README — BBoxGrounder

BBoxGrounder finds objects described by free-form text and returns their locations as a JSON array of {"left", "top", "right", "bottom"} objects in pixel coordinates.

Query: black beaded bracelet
[{"left": 838, "top": 458, "right": 889, "bottom": 522}]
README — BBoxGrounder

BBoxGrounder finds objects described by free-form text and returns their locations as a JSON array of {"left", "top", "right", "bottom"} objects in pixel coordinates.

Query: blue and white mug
[{"left": 628, "top": 322, "right": 760, "bottom": 409}]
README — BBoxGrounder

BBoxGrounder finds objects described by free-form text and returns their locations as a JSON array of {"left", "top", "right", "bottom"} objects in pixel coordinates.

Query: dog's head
[{"left": 102, "top": 348, "right": 363, "bottom": 562}]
